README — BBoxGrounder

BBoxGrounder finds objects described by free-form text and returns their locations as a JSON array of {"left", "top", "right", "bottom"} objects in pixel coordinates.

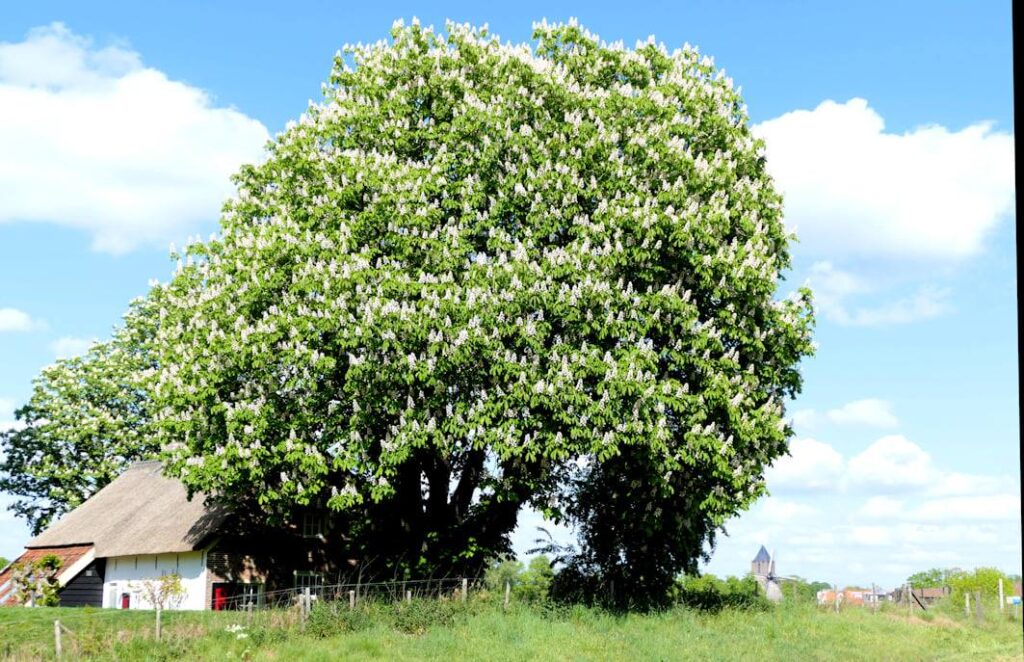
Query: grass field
[{"left": 1, "top": 600, "right": 1022, "bottom": 661}]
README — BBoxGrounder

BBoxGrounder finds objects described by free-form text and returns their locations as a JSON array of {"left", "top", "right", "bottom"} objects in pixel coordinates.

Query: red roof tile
[{"left": 0, "top": 545, "right": 93, "bottom": 606}]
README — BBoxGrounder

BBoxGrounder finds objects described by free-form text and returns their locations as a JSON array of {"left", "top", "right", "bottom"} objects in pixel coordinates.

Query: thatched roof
[{"left": 26, "top": 461, "right": 228, "bottom": 557}]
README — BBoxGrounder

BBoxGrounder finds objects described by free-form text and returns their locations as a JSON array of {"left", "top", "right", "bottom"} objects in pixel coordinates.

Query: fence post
[
  {"left": 54, "top": 620, "right": 62, "bottom": 659},
  {"left": 405, "top": 589, "right": 412, "bottom": 603},
  {"left": 871, "top": 584, "right": 877, "bottom": 613},
  {"left": 504, "top": 581, "right": 511, "bottom": 611},
  {"left": 349, "top": 589, "right": 355, "bottom": 610},
  {"left": 999, "top": 579, "right": 1004, "bottom": 612},
  {"left": 247, "top": 602, "right": 254, "bottom": 626},
  {"left": 965, "top": 592, "right": 970, "bottom": 617},
  {"left": 301, "top": 588, "right": 310, "bottom": 631},
  {"left": 155, "top": 604, "right": 162, "bottom": 641},
  {"left": 462, "top": 578, "right": 468, "bottom": 603},
  {"left": 974, "top": 590, "right": 983, "bottom": 622}
]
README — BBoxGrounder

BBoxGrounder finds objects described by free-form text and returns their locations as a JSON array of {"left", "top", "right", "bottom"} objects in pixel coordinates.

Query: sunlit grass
[{"left": 1, "top": 599, "right": 1021, "bottom": 661}]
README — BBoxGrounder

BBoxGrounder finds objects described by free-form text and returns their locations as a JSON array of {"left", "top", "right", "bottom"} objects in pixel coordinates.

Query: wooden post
[
  {"left": 155, "top": 605, "right": 162, "bottom": 641},
  {"left": 965, "top": 592, "right": 971, "bottom": 617},
  {"left": 504, "top": 581, "right": 511, "bottom": 611},
  {"left": 405, "top": 589, "right": 412, "bottom": 603},
  {"left": 247, "top": 602, "right": 254, "bottom": 626},
  {"left": 301, "top": 588, "right": 310, "bottom": 630},
  {"left": 974, "top": 590, "right": 983, "bottom": 622},
  {"left": 461, "top": 578, "right": 468, "bottom": 603},
  {"left": 348, "top": 589, "right": 355, "bottom": 610},
  {"left": 871, "top": 584, "right": 877, "bottom": 613},
  {"left": 999, "top": 579, "right": 1004, "bottom": 612},
  {"left": 54, "top": 620, "right": 62, "bottom": 659}
]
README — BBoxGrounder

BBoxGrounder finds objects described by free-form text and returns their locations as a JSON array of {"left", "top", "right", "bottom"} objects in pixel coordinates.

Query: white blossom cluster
[{"left": 150, "top": 21, "right": 813, "bottom": 524}]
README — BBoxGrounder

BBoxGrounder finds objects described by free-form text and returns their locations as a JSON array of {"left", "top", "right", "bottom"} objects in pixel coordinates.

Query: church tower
[{"left": 752, "top": 545, "right": 772, "bottom": 578}]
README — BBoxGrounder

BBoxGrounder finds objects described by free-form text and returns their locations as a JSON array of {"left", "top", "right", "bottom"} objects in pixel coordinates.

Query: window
[
  {"left": 301, "top": 513, "right": 326, "bottom": 538},
  {"left": 294, "top": 572, "right": 324, "bottom": 596}
]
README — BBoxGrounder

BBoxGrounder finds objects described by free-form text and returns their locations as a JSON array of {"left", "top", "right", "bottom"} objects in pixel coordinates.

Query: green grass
[{"left": 1, "top": 600, "right": 1021, "bottom": 661}]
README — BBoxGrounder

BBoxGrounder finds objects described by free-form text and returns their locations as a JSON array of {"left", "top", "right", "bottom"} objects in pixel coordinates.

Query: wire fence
[
  {"left": 0, "top": 576, "right": 488, "bottom": 628},
  {"left": 210, "top": 576, "right": 485, "bottom": 611}
]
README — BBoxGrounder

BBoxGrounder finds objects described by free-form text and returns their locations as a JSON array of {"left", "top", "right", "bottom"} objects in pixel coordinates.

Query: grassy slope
[{"left": 1, "top": 603, "right": 1021, "bottom": 661}]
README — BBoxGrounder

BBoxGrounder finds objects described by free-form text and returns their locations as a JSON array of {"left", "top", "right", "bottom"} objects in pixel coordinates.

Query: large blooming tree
[{"left": 152, "top": 20, "right": 814, "bottom": 587}]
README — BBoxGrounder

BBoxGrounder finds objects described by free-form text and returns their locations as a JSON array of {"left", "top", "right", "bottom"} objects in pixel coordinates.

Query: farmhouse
[{"left": 0, "top": 461, "right": 341, "bottom": 610}]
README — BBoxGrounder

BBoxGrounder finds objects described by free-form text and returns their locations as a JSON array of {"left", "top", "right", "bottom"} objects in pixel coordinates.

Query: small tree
[
  {"left": 0, "top": 556, "right": 9, "bottom": 570},
  {"left": 131, "top": 573, "right": 186, "bottom": 640},
  {"left": 10, "top": 554, "right": 62, "bottom": 607},
  {"left": 907, "top": 568, "right": 957, "bottom": 589},
  {"left": 777, "top": 576, "right": 830, "bottom": 604},
  {"left": 484, "top": 557, "right": 524, "bottom": 593},
  {"left": 518, "top": 556, "right": 554, "bottom": 602},
  {"left": 946, "top": 567, "right": 1012, "bottom": 609}
]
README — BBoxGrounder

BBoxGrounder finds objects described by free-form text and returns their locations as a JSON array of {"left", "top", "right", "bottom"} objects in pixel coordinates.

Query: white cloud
[
  {"left": 849, "top": 525, "right": 892, "bottom": 546},
  {"left": 857, "top": 493, "right": 1020, "bottom": 525},
  {"left": 50, "top": 336, "right": 96, "bottom": 359},
  {"left": 826, "top": 399, "right": 899, "bottom": 428},
  {"left": 759, "top": 497, "right": 820, "bottom": 523},
  {"left": 928, "top": 472, "right": 1012, "bottom": 497},
  {"left": 808, "top": 262, "right": 952, "bottom": 327},
  {"left": 847, "top": 435, "right": 933, "bottom": 489},
  {"left": 857, "top": 496, "right": 905, "bottom": 519},
  {"left": 754, "top": 98, "right": 1015, "bottom": 261},
  {"left": 0, "top": 23, "right": 269, "bottom": 253},
  {"left": 912, "top": 495, "right": 1021, "bottom": 523},
  {"left": 0, "top": 307, "right": 44, "bottom": 332},
  {"left": 766, "top": 437, "right": 845, "bottom": 492}
]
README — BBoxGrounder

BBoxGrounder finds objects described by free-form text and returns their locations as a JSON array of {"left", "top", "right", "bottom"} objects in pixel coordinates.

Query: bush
[
  {"left": 306, "top": 596, "right": 475, "bottom": 637},
  {"left": 675, "top": 574, "right": 771, "bottom": 612},
  {"left": 390, "top": 598, "right": 467, "bottom": 634},
  {"left": 485, "top": 555, "right": 554, "bottom": 604},
  {"left": 306, "top": 601, "right": 374, "bottom": 637}
]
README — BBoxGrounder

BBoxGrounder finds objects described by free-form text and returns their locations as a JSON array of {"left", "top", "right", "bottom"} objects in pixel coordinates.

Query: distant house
[
  {"left": 0, "top": 461, "right": 342, "bottom": 610},
  {"left": 817, "top": 587, "right": 887, "bottom": 607}
]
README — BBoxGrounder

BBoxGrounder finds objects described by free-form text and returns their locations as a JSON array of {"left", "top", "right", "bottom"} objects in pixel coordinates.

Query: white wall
[{"left": 102, "top": 551, "right": 208, "bottom": 610}]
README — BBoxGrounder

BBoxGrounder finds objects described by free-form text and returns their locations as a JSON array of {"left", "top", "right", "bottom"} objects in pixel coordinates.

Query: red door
[
  {"left": 120, "top": 593, "right": 130, "bottom": 609},
  {"left": 213, "top": 586, "right": 227, "bottom": 611}
]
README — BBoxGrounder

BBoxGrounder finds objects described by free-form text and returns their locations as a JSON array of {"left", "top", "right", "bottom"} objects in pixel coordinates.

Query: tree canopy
[{"left": 4, "top": 20, "right": 813, "bottom": 607}]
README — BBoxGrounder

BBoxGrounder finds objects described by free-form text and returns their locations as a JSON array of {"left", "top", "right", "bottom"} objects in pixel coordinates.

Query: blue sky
[{"left": 0, "top": 1, "right": 1017, "bottom": 588}]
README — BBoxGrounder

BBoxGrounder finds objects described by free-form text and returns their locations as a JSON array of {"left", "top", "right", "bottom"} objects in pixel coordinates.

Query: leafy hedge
[{"left": 674, "top": 573, "right": 771, "bottom": 611}]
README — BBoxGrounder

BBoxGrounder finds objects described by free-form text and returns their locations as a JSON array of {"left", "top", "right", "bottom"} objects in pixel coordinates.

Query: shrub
[
  {"left": 675, "top": 573, "right": 771, "bottom": 612},
  {"left": 390, "top": 598, "right": 467, "bottom": 634},
  {"left": 306, "top": 601, "right": 374, "bottom": 637}
]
